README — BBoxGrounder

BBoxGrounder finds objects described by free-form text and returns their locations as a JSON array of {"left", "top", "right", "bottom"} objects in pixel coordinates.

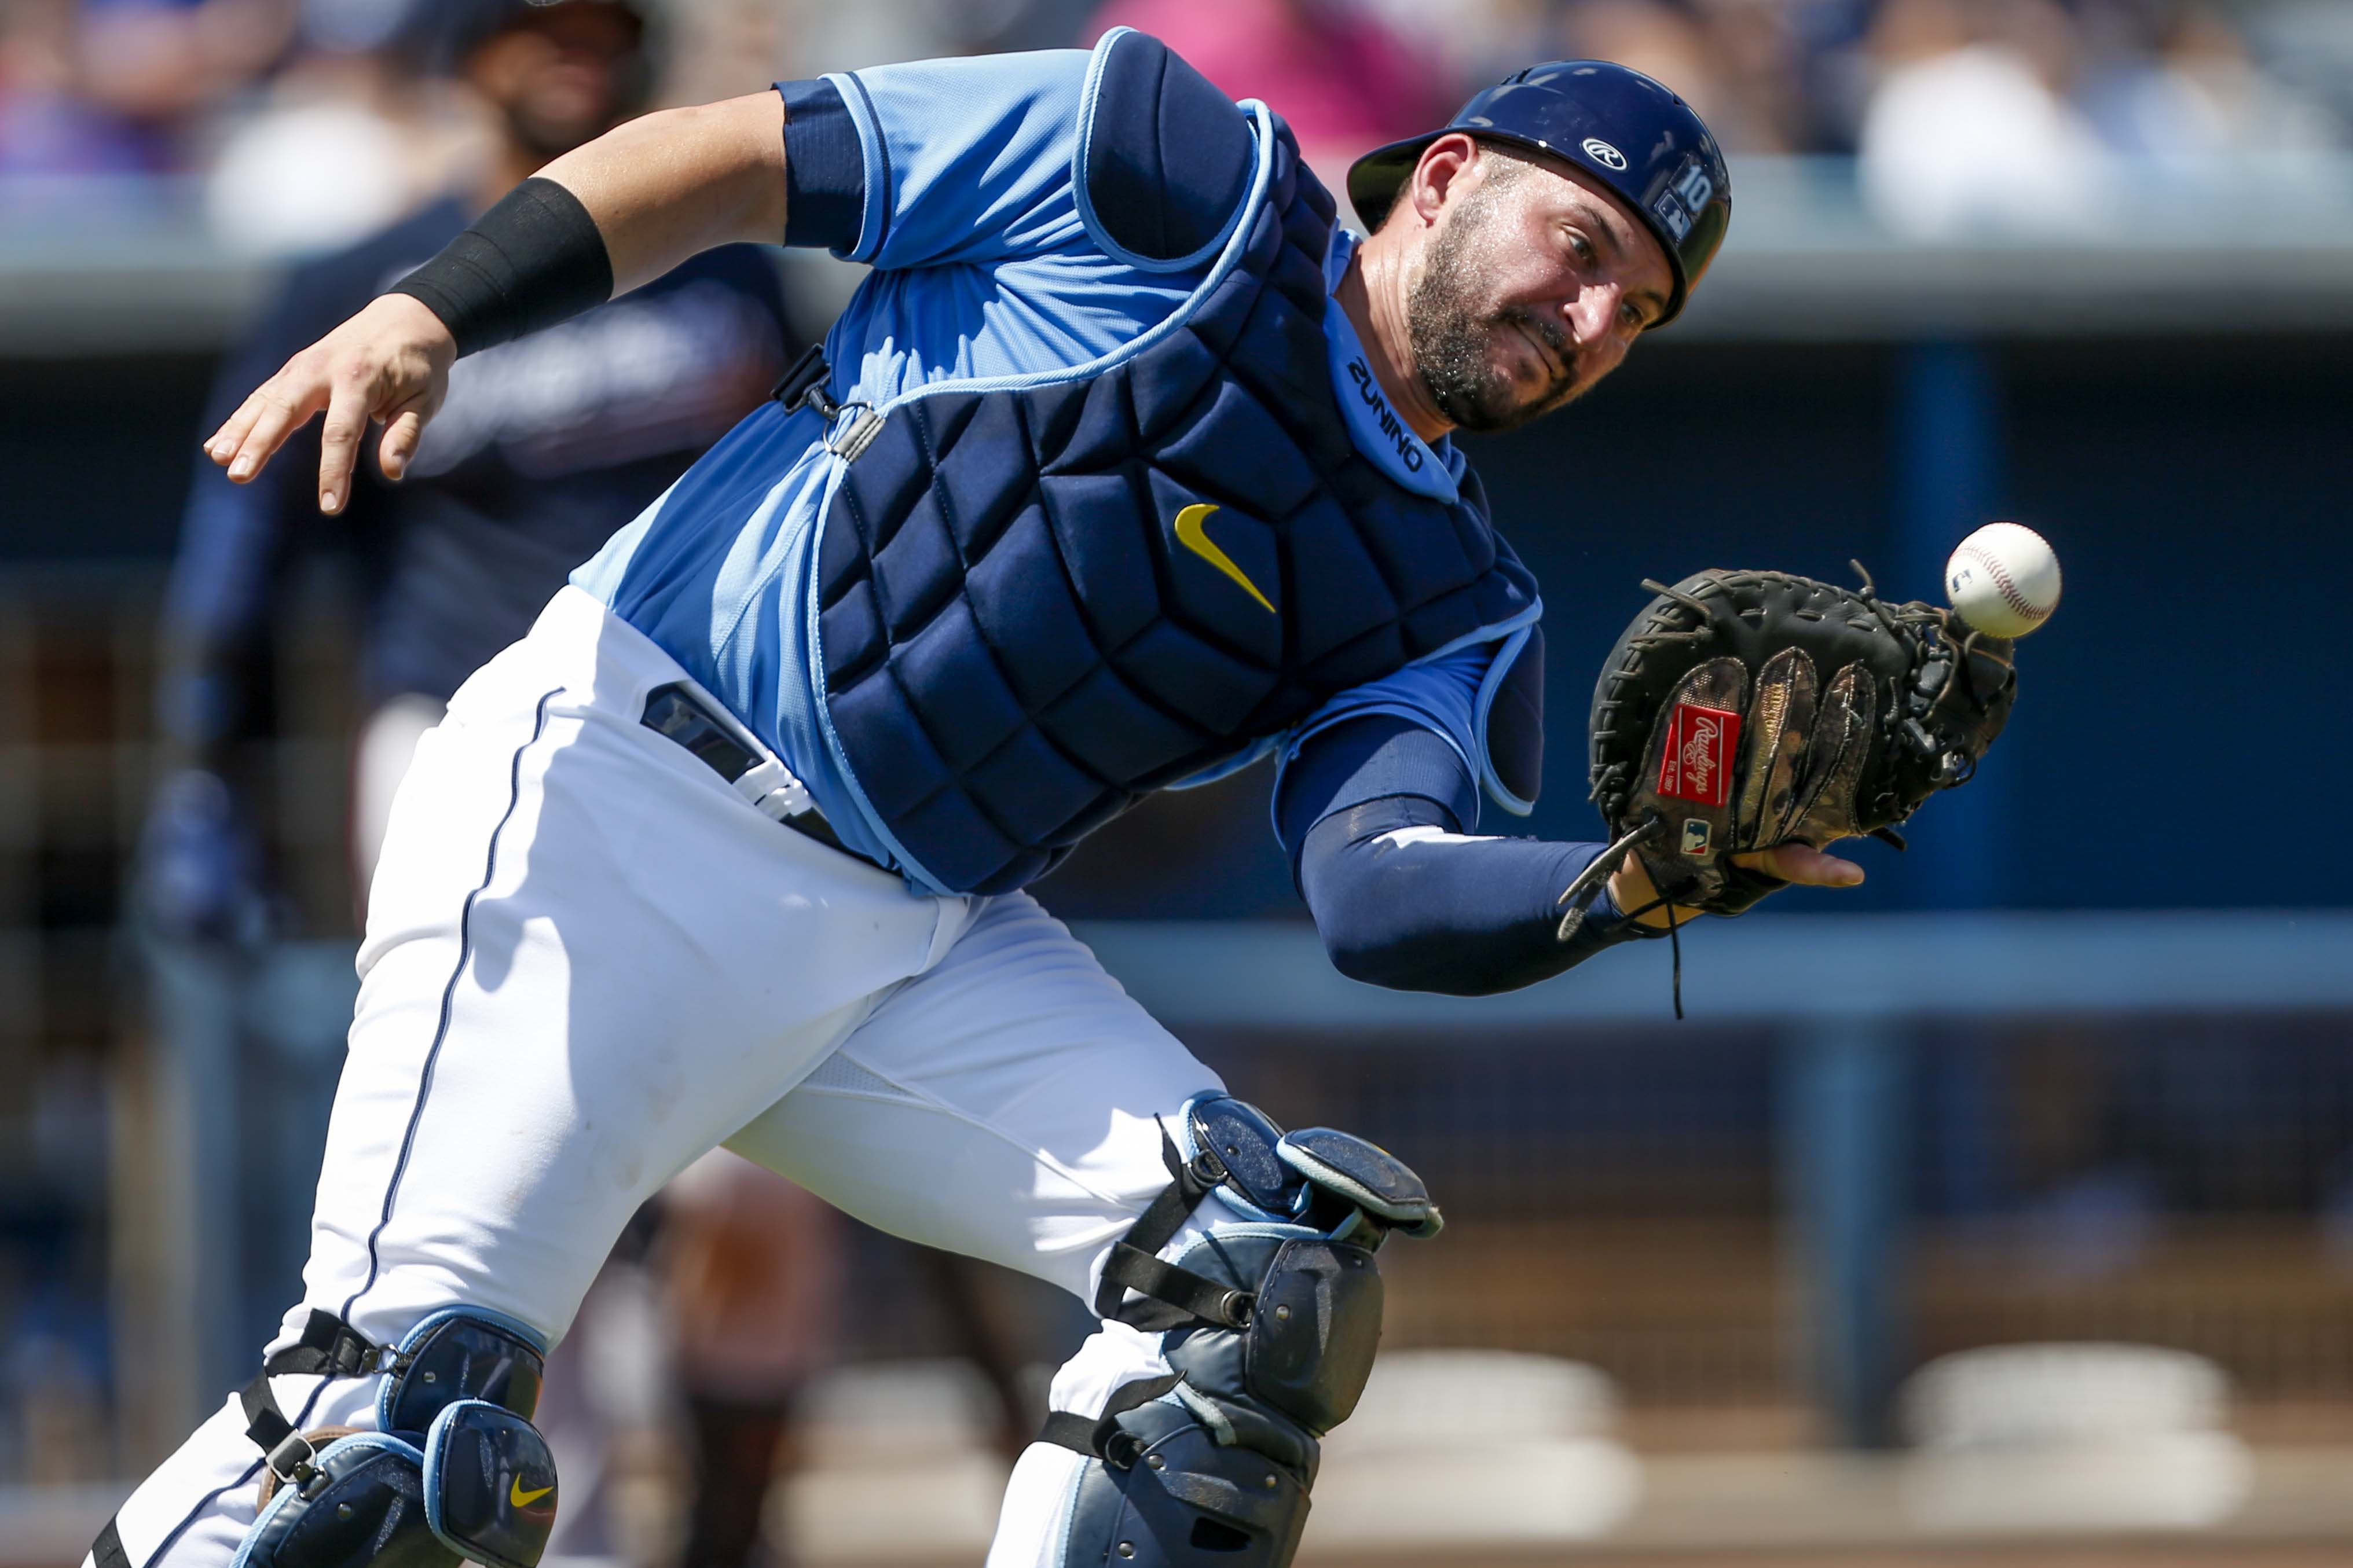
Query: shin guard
[{"left": 1043, "top": 1095, "right": 1438, "bottom": 1566}]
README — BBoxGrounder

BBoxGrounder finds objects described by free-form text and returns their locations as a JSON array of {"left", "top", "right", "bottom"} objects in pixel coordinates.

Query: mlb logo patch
[
  {"left": 1681, "top": 818, "right": 1714, "bottom": 859},
  {"left": 1652, "top": 193, "right": 1694, "bottom": 243},
  {"left": 1657, "top": 702, "right": 1742, "bottom": 806}
]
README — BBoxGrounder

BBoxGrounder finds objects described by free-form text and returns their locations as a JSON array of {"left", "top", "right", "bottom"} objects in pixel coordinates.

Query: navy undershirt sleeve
[{"left": 1276, "top": 718, "right": 1659, "bottom": 996}]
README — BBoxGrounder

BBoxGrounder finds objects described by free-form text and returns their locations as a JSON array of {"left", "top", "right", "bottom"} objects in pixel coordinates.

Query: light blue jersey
[{"left": 573, "top": 40, "right": 1505, "bottom": 884}]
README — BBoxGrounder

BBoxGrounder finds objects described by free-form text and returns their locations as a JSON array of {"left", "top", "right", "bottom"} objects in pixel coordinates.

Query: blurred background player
[
  {"left": 658, "top": 1152, "right": 842, "bottom": 1568},
  {"left": 134, "top": 1, "right": 822, "bottom": 1562},
  {"left": 140, "top": 0, "right": 794, "bottom": 923}
]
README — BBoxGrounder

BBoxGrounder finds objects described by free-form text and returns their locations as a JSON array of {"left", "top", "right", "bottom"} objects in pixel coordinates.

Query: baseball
[{"left": 1945, "top": 522, "right": 2061, "bottom": 638}]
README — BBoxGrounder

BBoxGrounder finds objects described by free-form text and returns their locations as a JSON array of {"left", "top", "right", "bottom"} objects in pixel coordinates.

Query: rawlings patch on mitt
[{"left": 1562, "top": 564, "right": 2017, "bottom": 935}]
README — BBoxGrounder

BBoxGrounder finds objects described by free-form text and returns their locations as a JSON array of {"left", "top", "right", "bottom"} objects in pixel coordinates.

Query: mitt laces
[{"left": 1555, "top": 815, "right": 1692, "bottom": 1020}]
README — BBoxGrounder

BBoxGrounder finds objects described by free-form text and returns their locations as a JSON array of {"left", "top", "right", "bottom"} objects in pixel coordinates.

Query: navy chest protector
[{"left": 812, "top": 61, "right": 1539, "bottom": 894}]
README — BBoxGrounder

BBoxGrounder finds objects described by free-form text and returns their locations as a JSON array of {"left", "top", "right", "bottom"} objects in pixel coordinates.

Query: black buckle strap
[
  {"left": 266, "top": 1308, "right": 387, "bottom": 1379},
  {"left": 90, "top": 1515, "right": 131, "bottom": 1568},
  {"left": 242, "top": 1371, "right": 319, "bottom": 1487},
  {"left": 1093, "top": 1128, "right": 1257, "bottom": 1334},
  {"left": 242, "top": 1310, "right": 386, "bottom": 1481},
  {"left": 1038, "top": 1373, "right": 1183, "bottom": 1470},
  {"left": 770, "top": 344, "right": 839, "bottom": 418},
  {"left": 1102, "top": 1247, "right": 1255, "bottom": 1332},
  {"left": 769, "top": 346, "right": 883, "bottom": 458}
]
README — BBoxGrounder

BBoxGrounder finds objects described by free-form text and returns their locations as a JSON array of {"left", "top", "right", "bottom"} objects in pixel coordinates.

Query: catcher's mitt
[{"left": 1559, "top": 564, "right": 2017, "bottom": 955}]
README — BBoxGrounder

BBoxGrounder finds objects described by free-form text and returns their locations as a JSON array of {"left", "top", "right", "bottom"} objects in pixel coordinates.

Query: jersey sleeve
[
  {"left": 777, "top": 30, "right": 1259, "bottom": 277},
  {"left": 778, "top": 49, "right": 1093, "bottom": 270}
]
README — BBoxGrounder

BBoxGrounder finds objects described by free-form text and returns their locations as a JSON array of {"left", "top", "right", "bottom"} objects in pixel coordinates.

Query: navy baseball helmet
[{"left": 1347, "top": 61, "right": 1731, "bottom": 328}]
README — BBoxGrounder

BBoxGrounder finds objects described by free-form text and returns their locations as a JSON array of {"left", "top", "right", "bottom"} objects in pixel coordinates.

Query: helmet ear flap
[{"left": 1344, "top": 135, "right": 1441, "bottom": 233}]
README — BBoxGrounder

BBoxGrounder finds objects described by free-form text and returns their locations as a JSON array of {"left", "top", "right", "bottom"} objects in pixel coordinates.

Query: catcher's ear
[{"left": 1475, "top": 624, "right": 1544, "bottom": 816}]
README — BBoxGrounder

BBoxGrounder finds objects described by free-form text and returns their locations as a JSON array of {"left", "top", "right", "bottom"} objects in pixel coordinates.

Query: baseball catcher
[{"left": 92, "top": 30, "right": 2017, "bottom": 1568}]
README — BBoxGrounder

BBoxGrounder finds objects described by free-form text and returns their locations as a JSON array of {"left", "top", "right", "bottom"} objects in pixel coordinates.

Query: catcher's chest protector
[{"left": 813, "top": 116, "right": 1538, "bottom": 894}]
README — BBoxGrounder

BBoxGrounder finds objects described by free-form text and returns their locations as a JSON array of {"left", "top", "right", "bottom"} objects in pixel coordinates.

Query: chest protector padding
[{"left": 815, "top": 120, "right": 1538, "bottom": 894}]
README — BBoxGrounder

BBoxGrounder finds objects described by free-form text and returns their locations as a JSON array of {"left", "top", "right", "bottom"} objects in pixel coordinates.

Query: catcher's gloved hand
[{"left": 1560, "top": 564, "right": 2017, "bottom": 957}]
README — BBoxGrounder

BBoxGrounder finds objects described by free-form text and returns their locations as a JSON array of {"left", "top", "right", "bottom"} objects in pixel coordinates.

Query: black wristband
[{"left": 387, "top": 178, "right": 614, "bottom": 358}]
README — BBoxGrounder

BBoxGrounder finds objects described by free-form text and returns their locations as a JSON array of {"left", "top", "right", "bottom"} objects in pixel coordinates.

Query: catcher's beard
[{"left": 1407, "top": 182, "right": 1585, "bottom": 434}]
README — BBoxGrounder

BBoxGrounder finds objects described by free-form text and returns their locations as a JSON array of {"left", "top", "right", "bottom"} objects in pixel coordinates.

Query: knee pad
[
  {"left": 231, "top": 1308, "right": 558, "bottom": 1568},
  {"left": 1046, "top": 1095, "right": 1439, "bottom": 1567}
]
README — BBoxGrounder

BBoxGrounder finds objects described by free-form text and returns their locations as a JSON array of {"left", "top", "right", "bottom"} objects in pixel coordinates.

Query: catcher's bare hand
[
  {"left": 204, "top": 293, "right": 456, "bottom": 515},
  {"left": 1608, "top": 841, "right": 1862, "bottom": 930}
]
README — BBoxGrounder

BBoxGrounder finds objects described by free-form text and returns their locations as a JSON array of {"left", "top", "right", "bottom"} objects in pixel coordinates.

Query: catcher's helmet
[{"left": 1347, "top": 61, "right": 1731, "bottom": 328}]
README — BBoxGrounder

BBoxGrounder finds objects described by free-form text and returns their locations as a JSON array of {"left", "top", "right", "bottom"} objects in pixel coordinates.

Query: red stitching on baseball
[{"left": 1959, "top": 545, "right": 2042, "bottom": 618}]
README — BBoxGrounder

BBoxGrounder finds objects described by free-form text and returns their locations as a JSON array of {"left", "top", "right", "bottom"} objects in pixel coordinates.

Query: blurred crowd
[{"left": 8, "top": 0, "right": 2353, "bottom": 251}]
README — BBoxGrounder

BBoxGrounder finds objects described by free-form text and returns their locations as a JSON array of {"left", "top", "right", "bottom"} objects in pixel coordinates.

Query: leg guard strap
[
  {"left": 241, "top": 1312, "right": 387, "bottom": 1483},
  {"left": 240, "top": 1308, "right": 546, "bottom": 1486},
  {"left": 90, "top": 1516, "right": 130, "bottom": 1568},
  {"left": 1094, "top": 1129, "right": 1238, "bottom": 1333},
  {"left": 1037, "top": 1373, "right": 1182, "bottom": 1470}
]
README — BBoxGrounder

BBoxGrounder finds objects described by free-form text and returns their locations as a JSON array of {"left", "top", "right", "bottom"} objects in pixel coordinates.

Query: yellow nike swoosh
[
  {"left": 1173, "top": 504, "right": 1275, "bottom": 615},
  {"left": 510, "top": 1478, "right": 555, "bottom": 1508}
]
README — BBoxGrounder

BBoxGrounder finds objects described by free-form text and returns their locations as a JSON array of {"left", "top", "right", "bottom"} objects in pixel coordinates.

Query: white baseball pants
[{"left": 96, "top": 586, "right": 1226, "bottom": 1568}]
